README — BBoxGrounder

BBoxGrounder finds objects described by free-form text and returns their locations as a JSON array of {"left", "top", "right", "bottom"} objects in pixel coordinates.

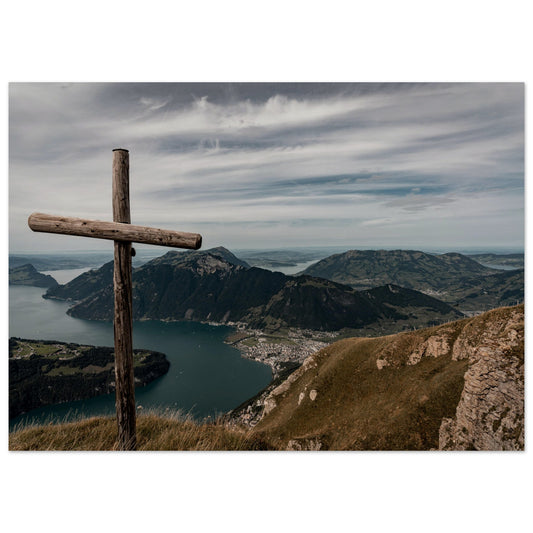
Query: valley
[
  {"left": 10, "top": 304, "right": 524, "bottom": 451},
  {"left": 9, "top": 246, "right": 525, "bottom": 450}
]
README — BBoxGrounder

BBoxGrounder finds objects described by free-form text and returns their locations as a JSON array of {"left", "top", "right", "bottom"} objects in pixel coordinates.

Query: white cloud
[
  {"left": 9, "top": 83, "right": 524, "bottom": 252},
  {"left": 139, "top": 96, "right": 170, "bottom": 112}
]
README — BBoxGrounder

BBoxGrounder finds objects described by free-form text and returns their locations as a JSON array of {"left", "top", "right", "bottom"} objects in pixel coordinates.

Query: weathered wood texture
[
  {"left": 28, "top": 213, "right": 202, "bottom": 250},
  {"left": 112, "top": 149, "right": 136, "bottom": 451},
  {"left": 114, "top": 241, "right": 136, "bottom": 450},
  {"left": 27, "top": 148, "right": 204, "bottom": 451},
  {"left": 112, "top": 148, "right": 131, "bottom": 224}
]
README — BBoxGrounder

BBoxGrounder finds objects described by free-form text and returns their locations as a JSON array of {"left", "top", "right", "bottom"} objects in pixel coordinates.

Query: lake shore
[
  {"left": 9, "top": 277, "right": 273, "bottom": 427},
  {"left": 225, "top": 326, "right": 335, "bottom": 379}
]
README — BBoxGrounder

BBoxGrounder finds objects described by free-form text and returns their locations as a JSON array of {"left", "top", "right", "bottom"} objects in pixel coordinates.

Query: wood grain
[
  {"left": 27, "top": 148, "right": 204, "bottom": 450},
  {"left": 28, "top": 213, "right": 202, "bottom": 250},
  {"left": 112, "top": 149, "right": 136, "bottom": 451}
]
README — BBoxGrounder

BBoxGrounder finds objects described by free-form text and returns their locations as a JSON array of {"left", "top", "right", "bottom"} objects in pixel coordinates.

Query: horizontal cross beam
[{"left": 28, "top": 212, "right": 202, "bottom": 250}]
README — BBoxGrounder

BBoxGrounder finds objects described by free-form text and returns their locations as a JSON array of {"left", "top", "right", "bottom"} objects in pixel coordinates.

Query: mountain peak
[
  {"left": 149, "top": 247, "right": 250, "bottom": 269},
  {"left": 204, "top": 247, "right": 250, "bottom": 268}
]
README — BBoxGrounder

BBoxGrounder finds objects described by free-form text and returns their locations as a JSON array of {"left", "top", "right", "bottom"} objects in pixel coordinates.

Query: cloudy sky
[{"left": 9, "top": 82, "right": 524, "bottom": 253}]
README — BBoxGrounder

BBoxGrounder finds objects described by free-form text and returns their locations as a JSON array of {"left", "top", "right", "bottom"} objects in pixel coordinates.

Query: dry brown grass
[
  {"left": 253, "top": 305, "right": 524, "bottom": 450},
  {"left": 253, "top": 323, "right": 470, "bottom": 450},
  {"left": 9, "top": 410, "right": 273, "bottom": 451}
]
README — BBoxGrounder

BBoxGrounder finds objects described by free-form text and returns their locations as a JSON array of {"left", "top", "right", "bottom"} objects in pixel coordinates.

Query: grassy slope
[
  {"left": 10, "top": 306, "right": 523, "bottom": 451},
  {"left": 253, "top": 305, "right": 523, "bottom": 450},
  {"left": 9, "top": 413, "right": 272, "bottom": 451},
  {"left": 253, "top": 335, "right": 468, "bottom": 450}
]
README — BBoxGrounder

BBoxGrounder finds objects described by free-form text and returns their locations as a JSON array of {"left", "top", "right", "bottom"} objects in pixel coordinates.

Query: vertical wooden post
[{"left": 112, "top": 148, "right": 136, "bottom": 450}]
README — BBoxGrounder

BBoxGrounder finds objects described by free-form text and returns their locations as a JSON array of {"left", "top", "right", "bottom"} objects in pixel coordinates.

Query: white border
[{"left": 2, "top": 2, "right": 531, "bottom": 532}]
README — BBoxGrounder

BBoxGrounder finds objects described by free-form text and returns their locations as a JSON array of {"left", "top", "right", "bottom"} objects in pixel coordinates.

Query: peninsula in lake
[
  {"left": 9, "top": 264, "right": 58, "bottom": 289},
  {"left": 9, "top": 338, "right": 169, "bottom": 419}
]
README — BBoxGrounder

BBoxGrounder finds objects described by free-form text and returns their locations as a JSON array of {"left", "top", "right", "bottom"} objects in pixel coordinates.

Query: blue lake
[{"left": 9, "top": 275, "right": 272, "bottom": 430}]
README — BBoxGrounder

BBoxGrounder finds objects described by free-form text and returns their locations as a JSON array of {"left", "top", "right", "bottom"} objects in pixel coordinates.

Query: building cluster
[
  {"left": 233, "top": 328, "right": 336, "bottom": 377},
  {"left": 226, "top": 327, "right": 339, "bottom": 428}
]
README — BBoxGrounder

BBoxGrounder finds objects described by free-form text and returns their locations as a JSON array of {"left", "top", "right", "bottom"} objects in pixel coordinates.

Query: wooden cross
[{"left": 28, "top": 149, "right": 202, "bottom": 450}]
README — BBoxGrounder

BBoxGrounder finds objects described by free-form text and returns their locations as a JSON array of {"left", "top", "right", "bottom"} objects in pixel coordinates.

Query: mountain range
[
  {"left": 298, "top": 249, "right": 524, "bottom": 311},
  {"left": 44, "top": 247, "right": 463, "bottom": 333}
]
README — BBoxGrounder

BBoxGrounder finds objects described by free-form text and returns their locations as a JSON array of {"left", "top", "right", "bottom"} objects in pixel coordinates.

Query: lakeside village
[
  {"left": 224, "top": 324, "right": 338, "bottom": 378},
  {"left": 221, "top": 324, "right": 338, "bottom": 427}
]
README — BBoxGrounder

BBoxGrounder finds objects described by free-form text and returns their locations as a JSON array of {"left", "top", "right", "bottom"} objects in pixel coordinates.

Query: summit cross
[{"left": 28, "top": 149, "right": 202, "bottom": 450}]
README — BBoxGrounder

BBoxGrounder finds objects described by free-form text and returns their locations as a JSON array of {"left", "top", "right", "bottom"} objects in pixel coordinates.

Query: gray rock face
[
  {"left": 439, "top": 306, "right": 524, "bottom": 450},
  {"left": 286, "top": 438, "right": 322, "bottom": 451},
  {"left": 262, "top": 354, "right": 319, "bottom": 416}
]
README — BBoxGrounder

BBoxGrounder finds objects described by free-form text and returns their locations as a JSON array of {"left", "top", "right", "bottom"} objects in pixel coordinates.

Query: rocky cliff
[
  {"left": 253, "top": 305, "right": 524, "bottom": 451},
  {"left": 438, "top": 305, "right": 524, "bottom": 450}
]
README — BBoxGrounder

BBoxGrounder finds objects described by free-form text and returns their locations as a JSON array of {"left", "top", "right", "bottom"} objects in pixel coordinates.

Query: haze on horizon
[{"left": 9, "top": 83, "right": 524, "bottom": 254}]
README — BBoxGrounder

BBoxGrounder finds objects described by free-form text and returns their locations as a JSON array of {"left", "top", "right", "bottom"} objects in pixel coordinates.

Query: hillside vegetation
[
  {"left": 9, "top": 338, "right": 169, "bottom": 419},
  {"left": 9, "top": 264, "right": 58, "bottom": 288},
  {"left": 299, "top": 249, "right": 496, "bottom": 289},
  {"left": 452, "top": 269, "right": 524, "bottom": 311},
  {"left": 9, "top": 413, "right": 271, "bottom": 451},
  {"left": 44, "top": 247, "right": 462, "bottom": 332},
  {"left": 10, "top": 305, "right": 523, "bottom": 451},
  {"left": 298, "top": 249, "right": 524, "bottom": 311},
  {"left": 253, "top": 304, "right": 524, "bottom": 450}
]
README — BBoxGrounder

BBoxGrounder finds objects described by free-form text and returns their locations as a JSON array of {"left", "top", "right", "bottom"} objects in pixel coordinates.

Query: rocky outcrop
[
  {"left": 408, "top": 335, "right": 450, "bottom": 365},
  {"left": 286, "top": 438, "right": 322, "bottom": 451},
  {"left": 262, "top": 353, "right": 319, "bottom": 416},
  {"left": 226, "top": 361, "right": 301, "bottom": 428},
  {"left": 439, "top": 306, "right": 524, "bottom": 450},
  {"left": 254, "top": 305, "right": 524, "bottom": 451},
  {"left": 373, "top": 305, "right": 524, "bottom": 450}
]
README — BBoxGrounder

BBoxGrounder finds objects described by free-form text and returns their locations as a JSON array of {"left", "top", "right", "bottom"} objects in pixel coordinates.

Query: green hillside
[
  {"left": 298, "top": 249, "right": 524, "bottom": 310},
  {"left": 9, "top": 264, "right": 58, "bottom": 288},
  {"left": 44, "top": 248, "right": 462, "bottom": 332}
]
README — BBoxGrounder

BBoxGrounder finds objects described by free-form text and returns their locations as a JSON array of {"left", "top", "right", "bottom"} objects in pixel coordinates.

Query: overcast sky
[{"left": 9, "top": 82, "right": 524, "bottom": 253}]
